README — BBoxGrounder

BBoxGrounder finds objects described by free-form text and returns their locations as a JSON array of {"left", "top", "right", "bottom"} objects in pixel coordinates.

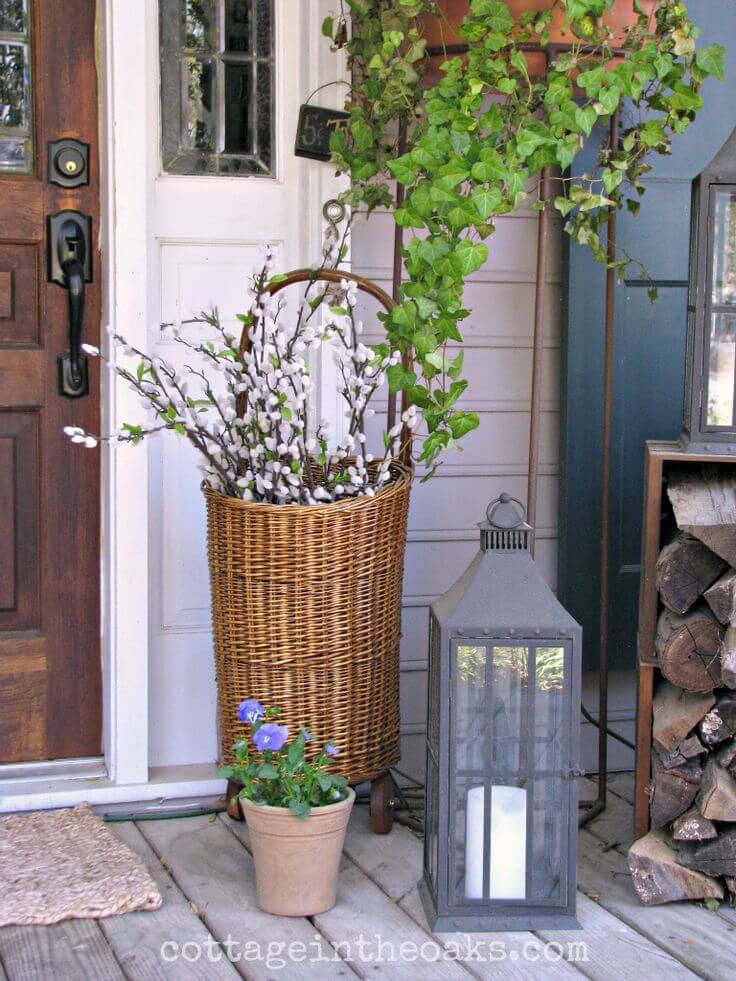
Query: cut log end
[
  {"left": 697, "top": 757, "right": 736, "bottom": 822},
  {"left": 656, "top": 533, "right": 726, "bottom": 615},
  {"left": 628, "top": 831, "right": 725, "bottom": 906},
  {"left": 671, "top": 807, "right": 717, "bottom": 843},
  {"left": 650, "top": 750, "right": 702, "bottom": 829},
  {"left": 655, "top": 606, "right": 724, "bottom": 692}
]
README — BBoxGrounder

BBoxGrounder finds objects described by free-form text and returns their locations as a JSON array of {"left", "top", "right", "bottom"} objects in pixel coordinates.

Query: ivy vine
[{"left": 323, "top": 0, "right": 724, "bottom": 472}]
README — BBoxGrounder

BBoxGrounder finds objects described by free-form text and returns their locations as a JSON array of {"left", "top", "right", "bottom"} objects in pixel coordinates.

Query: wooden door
[
  {"left": 558, "top": 0, "right": 736, "bottom": 671},
  {"left": 0, "top": 0, "right": 101, "bottom": 763}
]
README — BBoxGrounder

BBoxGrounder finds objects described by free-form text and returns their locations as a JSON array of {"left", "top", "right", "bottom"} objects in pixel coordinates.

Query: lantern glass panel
[
  {"left": 531, "top": 646, "right": 567, "bottom": 903},
  {"left": 706, "top": 188, "right": 736, "bottom": 429},
  {"left": 449, "top": 639, "right": 571, "bottom": 909},
  {"left": 451, "top": 642, "right": 529, "bottom": 906}
]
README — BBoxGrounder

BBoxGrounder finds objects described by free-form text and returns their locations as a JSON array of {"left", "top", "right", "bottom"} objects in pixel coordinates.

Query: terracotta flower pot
[
  {"left": 241, "top": 788, "right": 356, "bottom": 916},
  {"left": 421, "top": 0, "right": 660, "bottom": 77}
]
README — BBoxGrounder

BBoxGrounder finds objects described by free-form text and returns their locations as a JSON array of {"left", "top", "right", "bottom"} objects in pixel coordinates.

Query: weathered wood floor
[{"left": 0, "top": 774, "right": 734, "bottom": 980}]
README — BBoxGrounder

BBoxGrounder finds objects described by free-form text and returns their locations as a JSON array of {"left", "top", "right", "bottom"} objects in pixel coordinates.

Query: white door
[{"left": 143, "top": 0, "right": 343, "bottom": 767}]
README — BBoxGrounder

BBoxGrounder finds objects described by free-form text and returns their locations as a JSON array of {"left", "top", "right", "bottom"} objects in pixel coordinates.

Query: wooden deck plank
[
  {"left": 317, "top": 857, "right": 473, "bottom": 979},
  {"left": 536, "top": 891, "right": 700, "bottom": 981},
  {"left": 606, "top": 772, "right": 636, "bottom": 806},
  {"left": 139, "top": 815, "right": 354, "bottom": 980},
  {"left": 344, "top": 805, "right": 579, "bottom": 979},
  {"left": 578, "top": 828, "right": 736, "bottom": 980},
  {"left": 399, "top": 885, "right": 580, "bottom": 980},
  {"left": 579, "top": 778, "right": 635, "bottom": 851},
  {"left": 222, "top": 808, "right": 471, "bottom": 979},
  {"left": 99, "top": 820, "right": 239, "bottom": 980},
  {"left": 0, "top": 919, "right": 125, "bottom": 981}
]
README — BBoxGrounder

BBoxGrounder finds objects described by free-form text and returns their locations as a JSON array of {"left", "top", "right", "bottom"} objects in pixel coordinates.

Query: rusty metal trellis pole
[
  {"left": 579, "top": 108, "right": 620, "bottom": 828},
  {"left": 526, "top": 163, "right": 552, "bottom": 554}
]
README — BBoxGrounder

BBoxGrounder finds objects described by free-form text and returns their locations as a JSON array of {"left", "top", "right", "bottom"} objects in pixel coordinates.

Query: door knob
[{"left": 47, "top": 210, "right": 93, "bottom": 398}]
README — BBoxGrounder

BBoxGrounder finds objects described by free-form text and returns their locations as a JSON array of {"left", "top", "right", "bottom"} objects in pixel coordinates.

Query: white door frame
[{"left": 0, "top": 0, "right": 345, "bottom": 811}]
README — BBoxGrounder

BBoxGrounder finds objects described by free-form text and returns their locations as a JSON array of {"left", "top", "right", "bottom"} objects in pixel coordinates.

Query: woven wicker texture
[
  {"left": 206, "top": 460, "right": 412, "bottom": 782},
  {"left": 0, "top": 805, "right": 161, "bottom": 926}
]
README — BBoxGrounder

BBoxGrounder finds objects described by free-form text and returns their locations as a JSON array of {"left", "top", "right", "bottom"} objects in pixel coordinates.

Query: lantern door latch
[{"left": 564, "top": 766, "right": 585, "bottom": 780}]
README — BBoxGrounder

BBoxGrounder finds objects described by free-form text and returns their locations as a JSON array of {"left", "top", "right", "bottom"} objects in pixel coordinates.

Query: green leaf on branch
[
  {"left": 455, "top": 240, "right": 489, "bottom": 276},
  {"left": 449, "top": 411, "right": 480, "bottom": 440},
  {"left": 387, "top": 363, "right": 417, "bottom": 393},
  {"left": 695, "top": 44, "right": 725, "bottom": 80}
]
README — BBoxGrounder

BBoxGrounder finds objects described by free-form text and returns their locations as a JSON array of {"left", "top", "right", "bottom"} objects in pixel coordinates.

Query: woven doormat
[{"left": 0, "top": 804, "right": 162, "bottom": 926}]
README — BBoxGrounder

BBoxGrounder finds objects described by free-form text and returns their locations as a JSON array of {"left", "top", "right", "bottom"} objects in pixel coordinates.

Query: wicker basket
[
  {"left": 206, "top": 461, "right": 412, "bottom": 782},
  {"left": 207, "top": 268, "right": 413, "bottom": 784}
]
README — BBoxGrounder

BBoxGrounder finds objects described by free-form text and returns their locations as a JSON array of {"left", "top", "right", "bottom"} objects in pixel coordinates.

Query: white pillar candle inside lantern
[{"left": 465, "top": 785, "right": 527, "bottom": 899}]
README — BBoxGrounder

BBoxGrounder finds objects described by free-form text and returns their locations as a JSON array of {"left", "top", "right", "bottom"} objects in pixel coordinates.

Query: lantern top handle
[{"left": 485, "top": 493, "right": 528, "bottom": 531}]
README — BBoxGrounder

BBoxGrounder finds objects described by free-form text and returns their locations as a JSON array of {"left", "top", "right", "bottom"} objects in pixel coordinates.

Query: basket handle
[{"left": 237, "top": 267, "right": 412, "bottom": 466}]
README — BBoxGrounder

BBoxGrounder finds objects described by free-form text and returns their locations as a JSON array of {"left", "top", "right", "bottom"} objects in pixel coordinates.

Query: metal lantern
[
  {"left": 682, "top": 126, "right": 736, "bottom": 453},
  {"left": 420, "top": 494, "right": 582, "bottom": 932}
]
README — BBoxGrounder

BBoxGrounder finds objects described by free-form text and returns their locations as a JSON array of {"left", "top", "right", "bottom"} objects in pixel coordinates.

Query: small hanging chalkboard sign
[{"left": 294, "top": 104, "right": 350, "bottom": 162}]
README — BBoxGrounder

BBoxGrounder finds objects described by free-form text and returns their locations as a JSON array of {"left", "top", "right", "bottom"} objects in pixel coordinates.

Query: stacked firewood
[{"left": 629, "top": 468, "right": 736, "bottom": 906}]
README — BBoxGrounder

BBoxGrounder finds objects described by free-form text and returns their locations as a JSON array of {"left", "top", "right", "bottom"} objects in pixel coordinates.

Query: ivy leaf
[
  {"left": 695, "top": 44, "right": 725, "bottom": 81},
  {"left": 471, "top": 186, "right": 502, "bottom": 220},
  {"left": 602, "top": 169, "right": 623, "bottom": 194},
  {"left": 449, "top": 412, "right": 479, "bottom": 440},
  {"left": 555, "top": 134, "right": 580, "bottom": 171},
  {"left": 455, "top": 240, "right": 489, "bottom": 276},
  {"left": 387, "top": 156, "right": 419, "bottom": 185},
  {"left": 640, "top": 119, "right": 666, "bottom": 148},
  {"left": 387, "top": 364, "right": 417, "bottom": 393},
  {"left": 554, "top": 195, "right": 576, "bottom": 217},
  {"left": 668, "top": 82, "right": 703, "bottom": 113},
  {"left": 516, "top": 125, "right": 553, "bottom": 159},
  {"left": 574, "top": 105, "right": 597, "bottom": 137}
]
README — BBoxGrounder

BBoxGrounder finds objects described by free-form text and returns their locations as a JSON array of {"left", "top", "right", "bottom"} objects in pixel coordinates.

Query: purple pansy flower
[
  {"left": 325, "top": 743, "right": 339, "bottom": 758},
  {"left": 252, "top": 723, "right": 289, "bottom": 753},
  {"left": 238, "top": 699, "right": 265, "bottom": 724}
]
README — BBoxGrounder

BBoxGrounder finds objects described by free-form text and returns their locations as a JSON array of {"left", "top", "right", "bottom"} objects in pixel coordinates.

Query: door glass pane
[
  {"left": 160, "top": 0, "right": 274, "bottom": 176},
  {"left": 0, "top": 0, "right": 26, "bottom": 34},
  {"left": 531, "top": 645, "right": 566, "bottom": 903},
  {"left": 0, "top": 0, "right": 32, "bottom": 174},
  {"left": 706, "top": 310, "right": 736, "bottom": 427}
]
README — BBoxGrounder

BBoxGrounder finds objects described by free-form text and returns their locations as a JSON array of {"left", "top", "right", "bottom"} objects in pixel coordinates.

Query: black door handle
[{"left": 48, "top": 210, "right": 93, "bottom": 398}]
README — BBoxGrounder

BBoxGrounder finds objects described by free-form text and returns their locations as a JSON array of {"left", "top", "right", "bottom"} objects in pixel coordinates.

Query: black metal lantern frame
[
  {"left": 421, "top": 496, "right": 582, "bottom": 933},
  {"left": 682, "top": 127, "right": 736, "bottom": 453}
]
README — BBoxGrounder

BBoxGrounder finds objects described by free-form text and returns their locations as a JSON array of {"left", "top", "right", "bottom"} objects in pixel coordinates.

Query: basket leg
[
  {"left": 369, "top": 772, "right": 396, "bottom": 834},
  {"left": 225, "top": 778, "right": 245, "bottom": 822}
]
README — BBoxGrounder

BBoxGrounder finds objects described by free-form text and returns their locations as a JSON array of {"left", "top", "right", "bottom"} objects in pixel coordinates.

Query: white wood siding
[{"left": 351, "top": 206, "right": 564, "bottom": 779}]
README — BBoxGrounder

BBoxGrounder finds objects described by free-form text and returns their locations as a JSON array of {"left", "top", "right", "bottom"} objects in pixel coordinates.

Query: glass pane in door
[
  {"left": 0, "top": 0, "right": 32, "bottom": 173},
  {"left": 160, "top": 0, "right": 274, "bottom": 176}
]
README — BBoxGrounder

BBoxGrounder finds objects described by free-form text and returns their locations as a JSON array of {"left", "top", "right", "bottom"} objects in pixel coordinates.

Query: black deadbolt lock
[{"left": 48, "top": 139, "right": 89, "bottom": 188}]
